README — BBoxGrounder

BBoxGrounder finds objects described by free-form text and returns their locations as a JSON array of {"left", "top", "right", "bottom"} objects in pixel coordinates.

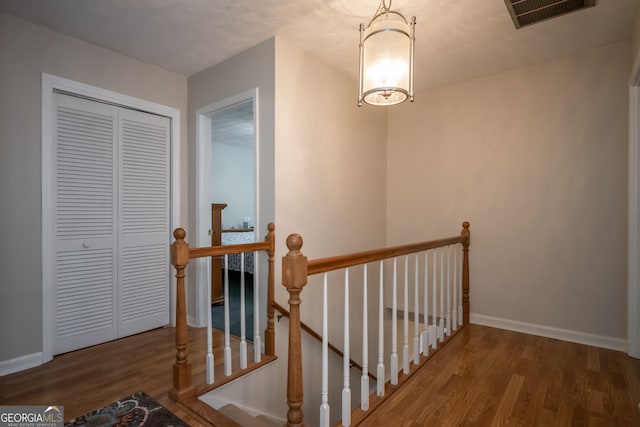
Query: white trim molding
[
  {"left": 0, "top": 352, "right": 44, "bottom": 377},
  {"left": 470, "top": 314, "right": 627, "bottom": 352},
  {"left": 41, "top": 73, "right": 182, "bottom": 364},
  {"left": 628, "top": 58, "right": 640, "bottom": 359}
]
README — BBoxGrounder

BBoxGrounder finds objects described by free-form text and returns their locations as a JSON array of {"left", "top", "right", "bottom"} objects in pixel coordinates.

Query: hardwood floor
[
  {"left": 2, "top": 324, "right": 639, "bottom": 426},
  {"left": 358, "top": 324, "right": 640, "bottom": 426},
  {"left": 0, "top": 326, "right": 245, "bottom": 426}
]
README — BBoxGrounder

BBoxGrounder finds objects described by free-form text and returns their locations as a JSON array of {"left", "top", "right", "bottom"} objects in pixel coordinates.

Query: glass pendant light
[{"left": 358, "top": 0, "right": 416, "bottom": 107}]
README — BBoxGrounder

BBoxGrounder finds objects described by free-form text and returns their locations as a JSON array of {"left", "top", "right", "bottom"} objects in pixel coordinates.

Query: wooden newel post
[
  {"left": 282, "top": 234, "right": 308, "bottom": 427},
  {"left": 169, "top": 228, "right": 195, "bottom": 402},
  {"left": 461, "top": 222, "right": 471, "bottom": 326},
  {"left": 265, "top": 222, "right": 276, "bottom": 356}
]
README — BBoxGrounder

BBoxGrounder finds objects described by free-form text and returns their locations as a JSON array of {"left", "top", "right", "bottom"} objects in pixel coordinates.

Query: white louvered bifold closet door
[
  {"left": 52, "top": 93, "right": 170, "bottom": 355},
  {"left": 53, "top": 94, "right": 119, "bottom": 354},
  {"left": 118, "top": 108, "right": 170, "bottom": 337}
]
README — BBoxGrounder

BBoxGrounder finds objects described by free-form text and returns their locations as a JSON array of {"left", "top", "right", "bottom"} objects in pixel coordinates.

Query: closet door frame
[{"left": 41, "top": 73, "right": 182, "bottom": 363}]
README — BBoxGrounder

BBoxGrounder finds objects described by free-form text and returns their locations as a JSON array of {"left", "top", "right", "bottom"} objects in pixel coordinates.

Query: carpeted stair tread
[{"left": 218, "top": 404, "right": 279, "bottom": 427}]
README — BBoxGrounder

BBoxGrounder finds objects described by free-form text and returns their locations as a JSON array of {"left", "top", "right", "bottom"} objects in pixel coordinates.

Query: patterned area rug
[{"left": 64, "top": 392, "right": 189, "bottom": 427}]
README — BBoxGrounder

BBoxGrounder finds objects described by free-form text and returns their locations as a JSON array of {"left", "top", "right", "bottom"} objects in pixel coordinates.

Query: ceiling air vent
[{"left": 504, "top": 0, "right": 597, "bottom": 29}]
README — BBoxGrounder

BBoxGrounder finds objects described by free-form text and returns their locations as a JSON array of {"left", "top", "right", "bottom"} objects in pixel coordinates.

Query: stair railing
[
  {"left": 282, "top": 222, "right": 470, "bottom": 427},
  {"left": 169, "top": 223, "right": 276, "bottom": 402},
  {"left": 272, "top": 301, "right": 376, "bottom": 380}
]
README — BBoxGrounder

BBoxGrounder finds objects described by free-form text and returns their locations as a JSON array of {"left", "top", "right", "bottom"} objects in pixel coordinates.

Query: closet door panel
[
  {"left": 52, "top": 93, "right": 118, "bottom": 354},
  {"left": 117, "top": 109, "right": 170, "bottom": 336}
]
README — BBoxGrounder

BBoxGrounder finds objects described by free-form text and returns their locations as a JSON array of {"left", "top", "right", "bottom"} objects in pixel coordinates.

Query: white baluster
[
  {"left": 361, "top": 264, "right": 369, "bottom": 411},
  {"left": 253, "top": 251, "right": 261, "bottom": 362},
  {"left": 458, "top": 243, "right": 463, "bottom": 326},
  {"left": 320, "top": 273, "right": 330, "bottom": 427},
  {"left": 377, "top": 261, "right": 385, "bottom": 396},
  {"left": 430, "top": 248, "right": 437, "bottom": 350},
  {"left": 452, "top": 245, "right": 458, "bottom": 332},
  {"left": 240, "top": 252, "right": 247, "bottom": 369},
  {"left": 224, "top": 255, "right": 232, "bottom": 376},
  {"left": 342, "top": 269, "right": 351, "bottom": 426},
  {"left": 206, "top": 257, "right": 214, "bottom": 384},
  {"left": 413, "top": 254, "right": 420, "bottom": 365},
  {"left": 446, "top": 246, "right": 451, "bottom": 337},
  {"left": 422, "top": 250, "right": 429, "bottom": 356},
  {"left": 439, "top": 248, "right": 445, "bottom": 341},
  {"left": 391, "top": 258, "right": 398, "bottom": 385},
  {"left": 403, "top": 256, "right": 409, "bottom": 374}
]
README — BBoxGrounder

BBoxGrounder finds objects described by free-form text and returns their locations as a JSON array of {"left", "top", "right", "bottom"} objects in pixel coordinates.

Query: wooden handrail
[
  {"left": 272, "top": 301, "right": 376, "bottom": 381},
  {"left": 189, "top": 241, "right": 272, "bottom": 259},
  {"left": 282, "top": 222, "right": 471, "bottom": 427},
  {"left": 308, "top": 236, "right": 464, "bottom": 276},
  {"left": 169, "top": 223, "right": 276, "bottom": 403}
]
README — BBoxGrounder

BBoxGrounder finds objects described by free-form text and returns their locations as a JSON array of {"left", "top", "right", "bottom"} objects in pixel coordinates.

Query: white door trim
[
  {"left": 41, "top": 73, "right": 182, "bottom": 363},
  {"left": 628, "top": 57, "right": 640, "bottom": 359},
  {"left": 194, "top": 88, "right": 259, "bottom": 327}
]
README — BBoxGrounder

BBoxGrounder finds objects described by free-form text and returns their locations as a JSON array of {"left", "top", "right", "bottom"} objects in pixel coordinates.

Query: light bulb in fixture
[{"left": 358, "top": 0, "right": 416, "bottom": 107}]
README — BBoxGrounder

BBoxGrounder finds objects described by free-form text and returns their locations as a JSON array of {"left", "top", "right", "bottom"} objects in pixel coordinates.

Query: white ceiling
[
  {"left": 211, "top": 99, "right": 254, "bottom": 148},
  {"left": 0, "top": 0, "right": 638, "bottom": 91}
]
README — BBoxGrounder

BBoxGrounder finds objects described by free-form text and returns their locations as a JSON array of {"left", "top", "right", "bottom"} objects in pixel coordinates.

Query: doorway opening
[{"left": 195, "top": 89, "right": 259, "bottom": 331}]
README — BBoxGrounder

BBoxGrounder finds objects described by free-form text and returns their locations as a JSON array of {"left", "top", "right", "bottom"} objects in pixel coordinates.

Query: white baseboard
[
  {"left": 470, "top": 314, "right": 627, "bottom": 352},
  {"left": 0, "top": 352, "right": 44, "bottom": 376},
  {"left": 187, "top": 315, "right": 198, "bottom": 327}
]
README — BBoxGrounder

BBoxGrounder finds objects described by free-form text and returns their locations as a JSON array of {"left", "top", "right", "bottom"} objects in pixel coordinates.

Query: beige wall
[
  {"left": 0, "top": 13, "right": 188, "bottom": 363},
  {"left": 632, "top": 6, "right": 640, "bottom": 66},
  {"left": 274, "top": 37, "right": 388, "bottom": 300},
  {"left": 274, "top": 37, "right": 388, "bottom": 262},
  {"left": 387, "top": 43, "right": 630, "bottom": 341}
]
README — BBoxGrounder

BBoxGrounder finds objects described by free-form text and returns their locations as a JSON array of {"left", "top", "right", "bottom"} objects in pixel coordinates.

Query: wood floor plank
[
  {"left": 0, "top": 326, "right": 255, "bottom": 426},
  {"left": 3, "top": 323, "right": 639, "bottom": 426},
  {"left": 359, "top": 325, "right": 640, "bottom": 426},
  {"left": 492, "top": 374, "right": 524, "bottom": 425}
]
